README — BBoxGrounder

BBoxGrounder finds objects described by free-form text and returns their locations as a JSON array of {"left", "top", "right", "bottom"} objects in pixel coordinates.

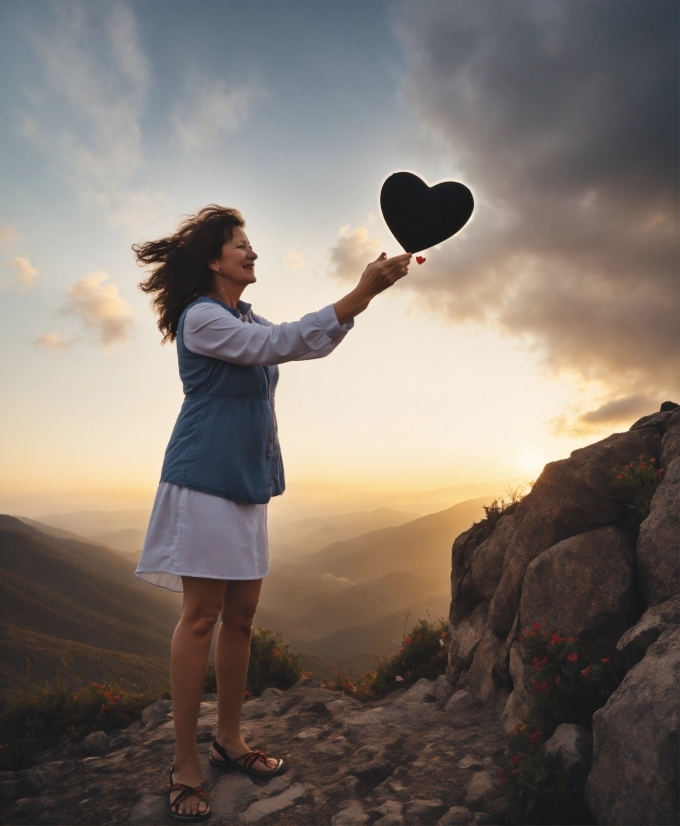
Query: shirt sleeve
[{"left": 183, "top": 302, "right": 354, "bottom": 366}]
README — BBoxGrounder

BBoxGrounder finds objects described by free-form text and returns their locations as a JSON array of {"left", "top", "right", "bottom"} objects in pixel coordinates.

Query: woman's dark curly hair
[{"left": 134, "top": 205, "right": 245, "bottom": 343}]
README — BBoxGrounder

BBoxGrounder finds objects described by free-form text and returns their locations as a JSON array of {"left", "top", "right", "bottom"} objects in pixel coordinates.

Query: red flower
[
  {"left": 555, "top": 676, "right": 561, "bottom": 683},
  {"left": 511, "top": 753, "right": 521, "bottom": 766},
  {"left": 581, "top": 666, "right": 591, "bottom": 677},
  {"left": 601, "top": 657, "right": 610, "bottom": 664},
  {"left": 533, "top": 622, "right": 541, "bottom": 631},
  {"left": 529, "top": 731, "right": 542, "bottom": 744},
  {"left": 550, "top": 633, "right": 564, "bottom": 644},
  {"left": 567, "top": 652, "right": 578, "bottom": 662}
]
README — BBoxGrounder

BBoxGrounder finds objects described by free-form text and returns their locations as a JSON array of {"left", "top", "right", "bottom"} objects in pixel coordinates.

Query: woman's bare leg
[
  {"left": 170, "top": 576, "right": 226, "bottom": 816},
  {"left": 213, "top": 579, "right": 279, "bottom": 770}
]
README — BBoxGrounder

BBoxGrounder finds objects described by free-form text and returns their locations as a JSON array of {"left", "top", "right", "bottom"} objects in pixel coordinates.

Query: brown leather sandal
[
  {"left": 210, "top": 739, "right": 284, "bottom": 777},
  {"left": 168, "top": 766, "right": 211, "bottom": 822}
]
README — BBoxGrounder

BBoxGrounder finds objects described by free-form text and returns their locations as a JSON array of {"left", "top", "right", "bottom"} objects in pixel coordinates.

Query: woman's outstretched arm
[{"left": 333, "top": 251, "right": 412, "bottom": 325}]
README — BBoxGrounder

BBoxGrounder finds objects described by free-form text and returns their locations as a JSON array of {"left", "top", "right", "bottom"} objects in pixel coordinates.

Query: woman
[{"left": 134, "top": 205, "right": 411, "bottom": 821}]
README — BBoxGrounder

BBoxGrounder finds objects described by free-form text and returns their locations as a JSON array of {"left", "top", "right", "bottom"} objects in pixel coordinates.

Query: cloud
[
  {"left": 62, "top": 271, "right": 133, "bottom": 347},
  {"left": 395, "top": 1, "right": 679, "bottom": 403},
  {"left": 0, "top": 220, "right": 21, "bottom": 244},
  {"left": 285, "top": 249, "right": 305, "bottom": 272},
  {"left": 551, "top": 394, "right": 656, "bottom": 436},
  {"left": 35, "top": 331, "right": 76, "bottom": 352},
  {"left": 329, "top": 226, "right": 382, "bottom": 283},
  {"left": 8, "top": 257, "right": 40, "bottom": 291},
  {"left": 25, "top": 4, "right": 167, "bottom": 232},
  {"left": 171, "top": 75, "right": 265, "bottom": 151}
]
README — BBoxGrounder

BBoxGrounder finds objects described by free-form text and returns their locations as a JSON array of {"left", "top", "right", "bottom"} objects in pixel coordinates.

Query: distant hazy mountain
[
  {"left": 0, "top": 515, "right": 177, "bottom": 702},
  {"left": 300, "top": 497, "right": 487, "bottom": 583},
  {"left": 91, "top": 528, "right": 145, "bottom": 557},
  {"left": 36, "top": 509, "right": 151, "bottom": 538},
  {"left": 256, "top": 497, "right": 488, "bottom": 674},
  {"left": 269, "top": 508, "right": 420, "bottom": 559}
]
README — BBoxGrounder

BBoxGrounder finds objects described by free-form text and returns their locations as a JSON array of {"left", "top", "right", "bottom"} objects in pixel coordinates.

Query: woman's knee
[
  {"left": 181, "top": 602, "right": 222, "bottom": 638},
  {"left": 221, "top": 603, "right": 257, "bottom": 636}
]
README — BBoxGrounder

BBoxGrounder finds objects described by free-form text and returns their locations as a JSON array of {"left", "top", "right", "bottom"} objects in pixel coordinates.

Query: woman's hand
[{"left": 333, "top": 251, "right": 412, "bottom": 325}]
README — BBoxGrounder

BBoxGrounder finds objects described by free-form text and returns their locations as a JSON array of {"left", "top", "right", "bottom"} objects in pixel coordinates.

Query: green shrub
[
  {"left": 0, "top": 678, "right": 165, "bottom": 771},
  {"left": 609, "top": 455, "right": 665, "bottom": 520},
  {"left": 501, "top": 623, "right": 621, "bottom": 824},
  {"left": 501, "top": 723, "right": 591, "bottom": 825},
  {"left": 204, "top": 627, "right": 302, "bottom": 698},
  {"left": 322, "top": 616, "right": 449, "bottom": 700},
  {"left": 474, "top": 484, "right": 532, "bottom": 541}
]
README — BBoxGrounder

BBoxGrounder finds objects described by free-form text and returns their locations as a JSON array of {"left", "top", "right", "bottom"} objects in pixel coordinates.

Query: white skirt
[{"left": 135, "top": 482, "right": 269, "bottom": 592}]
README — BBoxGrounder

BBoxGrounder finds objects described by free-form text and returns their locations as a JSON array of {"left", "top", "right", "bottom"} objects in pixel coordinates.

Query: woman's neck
[{"left": 209, "top": 285, "right": 245, "bottom": 309}]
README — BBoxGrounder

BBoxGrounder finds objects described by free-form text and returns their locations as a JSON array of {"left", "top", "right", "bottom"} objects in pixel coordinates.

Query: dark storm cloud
[{"left": 396, "top": 0, "right": 679, "bottom": 421}]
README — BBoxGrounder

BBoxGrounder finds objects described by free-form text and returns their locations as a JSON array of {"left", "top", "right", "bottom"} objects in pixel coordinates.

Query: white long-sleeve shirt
[{"left": 182, "top": 301, "right": 353, "bottom": 365}]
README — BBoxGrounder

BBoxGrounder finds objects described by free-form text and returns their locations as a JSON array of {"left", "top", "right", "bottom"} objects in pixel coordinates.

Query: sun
[{"left": 517, "top": 449, "right": 547, "bottom": 476}]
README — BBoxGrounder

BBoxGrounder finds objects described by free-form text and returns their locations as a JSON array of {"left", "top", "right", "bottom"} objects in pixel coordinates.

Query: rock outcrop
[
  {"left": 447, "top": 403, "right": 680, "bottom": 824},
  {"left": 586, "top": 627, "right": 680, "bottom": 825}
]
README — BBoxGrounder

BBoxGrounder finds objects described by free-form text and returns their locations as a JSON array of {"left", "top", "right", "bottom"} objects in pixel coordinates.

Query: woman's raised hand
[
  {"left": 333, "top": 251, "right": 412, "bottom": 325},
  {"left": 357, "top": 251, "right": 412, "bottom": 297}
]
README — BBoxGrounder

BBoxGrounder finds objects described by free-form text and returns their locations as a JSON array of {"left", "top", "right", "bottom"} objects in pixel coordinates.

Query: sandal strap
[
  {"left": 212, "top": 739, "right": 275, "bottom": 771},
  {"left": 169, "top": 786, "right": 206, "bottom": 812},
  {"left": 169, "top": 783, "right": 205, "bottom": 797},
  {"left": 244, "top": 750, "right": 269, "bottom": 770}
]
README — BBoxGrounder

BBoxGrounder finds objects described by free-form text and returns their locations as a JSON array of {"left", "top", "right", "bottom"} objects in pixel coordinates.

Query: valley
[{"left": 2, "top": 495, "right": 490, "bottom": 694}]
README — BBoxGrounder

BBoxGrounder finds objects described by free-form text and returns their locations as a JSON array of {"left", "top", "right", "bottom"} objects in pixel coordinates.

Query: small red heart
[{"left": 416, "top": 256, "right": 426, "bottom": 265}]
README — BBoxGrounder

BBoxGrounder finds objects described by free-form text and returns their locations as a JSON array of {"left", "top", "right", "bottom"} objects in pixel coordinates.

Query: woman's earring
[{"left": 214, "top": 268, "right": 225, "bottom": 297}]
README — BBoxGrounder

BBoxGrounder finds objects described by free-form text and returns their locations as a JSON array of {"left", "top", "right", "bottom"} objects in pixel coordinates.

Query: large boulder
[
  {"left": 630, "top": 408, "right": 678, "bottom": 436},
  {"left": 661, "top": 408, "right": 680, "bottom": 468},
  {"left": 617, "top": 595, "right": 680, "bottom": 669},
  {"left": 487, "top": 428, "right": 661, "bottom": 637},
  {"left": 470, "top": 513, "right": 517, "bottom": 601},
  {"left": 450, "top": 523, "right": 489, "bottom": 625},
  {"left": 447, "top": 602, "right": 489, "bottom": 684},
  {"left": 544, "top": 724, "right": 593, "bottom": 782},
  {"left": 500, "top": 643, "right": 533, "bottom": 733},
  {"left": 636, "top": 458, "right": 680, "bottom": 606},
  {"left": 585, "top": 627, "right": 680, "bottom": 825},
  {"left": 463, "top": 628, "right": 504, "bottom": 704},
  {"left": 518, "top": 526, "right": 640, "bottom": 648}
]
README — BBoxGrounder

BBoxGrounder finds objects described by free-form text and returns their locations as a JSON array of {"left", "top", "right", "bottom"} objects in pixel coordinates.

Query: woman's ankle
[{"left": 214, "top": 733, "right": 246, "bottom": 752}]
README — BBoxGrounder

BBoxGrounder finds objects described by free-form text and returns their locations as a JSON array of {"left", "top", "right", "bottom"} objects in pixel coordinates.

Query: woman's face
[{"left": 209, "top": 226, "right": 258, "bottom": 290}]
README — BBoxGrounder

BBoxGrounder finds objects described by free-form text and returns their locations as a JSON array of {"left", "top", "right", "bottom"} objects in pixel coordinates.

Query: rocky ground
[{"left": 1, "top": 677, "right": 511, "bottom": 826}]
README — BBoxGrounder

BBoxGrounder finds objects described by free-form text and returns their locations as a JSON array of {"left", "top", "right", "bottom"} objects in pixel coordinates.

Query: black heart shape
[{"left": 380, "top": 172, "right": 474, "bottom": 253}]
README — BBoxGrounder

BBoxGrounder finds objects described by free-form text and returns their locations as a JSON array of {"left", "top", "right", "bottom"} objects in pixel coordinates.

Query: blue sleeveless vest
[{"left": 159, "top": 296, "right": 285, "bottom": 504}]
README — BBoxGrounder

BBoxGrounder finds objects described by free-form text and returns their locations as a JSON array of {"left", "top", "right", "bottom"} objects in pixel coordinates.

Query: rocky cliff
[{"left": 447, "top": 403, "right": 679, "bottom": 825}]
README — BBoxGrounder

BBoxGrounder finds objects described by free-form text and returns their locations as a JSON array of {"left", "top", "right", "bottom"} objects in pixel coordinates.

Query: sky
[{"left": 0, "top": 0, "right": 677, "bottom": 519}]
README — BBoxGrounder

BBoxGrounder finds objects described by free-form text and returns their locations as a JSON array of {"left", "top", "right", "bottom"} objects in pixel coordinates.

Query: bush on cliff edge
[{"left": 323, "top": 616, "right": 448, "bottom": 699}]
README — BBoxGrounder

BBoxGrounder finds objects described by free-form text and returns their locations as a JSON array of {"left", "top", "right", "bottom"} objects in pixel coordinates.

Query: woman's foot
[
  {"left": 169, "top": 765, "right": 211, "bottom": 820},
  {"left": 211, "top": 738, "right": 283, "bottom": 775}
]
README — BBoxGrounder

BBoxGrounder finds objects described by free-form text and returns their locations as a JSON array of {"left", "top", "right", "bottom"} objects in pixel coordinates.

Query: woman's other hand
[{"left": 333, "top": 251, "right": 412, "bottom": 325}]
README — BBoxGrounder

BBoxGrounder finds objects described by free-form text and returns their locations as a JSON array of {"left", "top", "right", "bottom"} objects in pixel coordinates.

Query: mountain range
[{"left": 1, "top": 495, "right": 488, "bottom": 696}]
